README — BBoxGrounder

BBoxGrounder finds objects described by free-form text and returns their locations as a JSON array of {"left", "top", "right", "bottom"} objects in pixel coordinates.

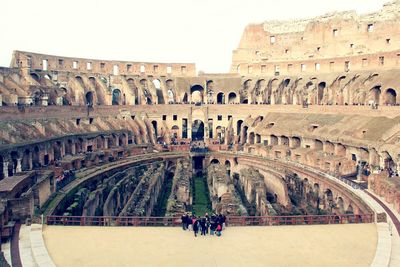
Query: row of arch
[{"left": 0, "top": 131, "right": 136, "bottom": 180}]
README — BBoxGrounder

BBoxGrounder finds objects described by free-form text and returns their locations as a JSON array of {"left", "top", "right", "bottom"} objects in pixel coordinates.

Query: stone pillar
[
  {"left": 3, "top": 162, "right": 8, "bottom": 178},
  {"left": 104, "top": 137, "right": 109, "bottom": 149},
  {"left": 28, "top": 154, "right": 33, "bottom": 170},
  {"left": 16, "top": 158, "right": 22, "bottom": 173},
  {"left": 71, "top": 142, "right": 76, "bottom": 155}
]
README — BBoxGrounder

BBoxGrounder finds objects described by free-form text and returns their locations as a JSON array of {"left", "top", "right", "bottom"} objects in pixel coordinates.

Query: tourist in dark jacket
[
  {"left": 181, "top": 213, "right": 188, "bottom": 230},
  {"left": 193, "top": 220, "right": 199, "bottom": 237},
  {"left": 210, "top": 221, "right": 217, "bottom": 235},
  {"left": 200, "top": 218, "right": 207, "bottom": 236}
]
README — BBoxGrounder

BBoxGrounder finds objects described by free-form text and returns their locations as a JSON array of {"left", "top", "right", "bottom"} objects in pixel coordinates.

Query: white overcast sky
[{"left": 1, "top": 0, "right": 389, "bottom": 73}]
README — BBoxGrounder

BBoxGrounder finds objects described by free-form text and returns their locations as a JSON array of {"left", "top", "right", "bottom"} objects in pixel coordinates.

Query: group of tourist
[{"left": 181, "top": 213, "right": 226, "bottom": 237}]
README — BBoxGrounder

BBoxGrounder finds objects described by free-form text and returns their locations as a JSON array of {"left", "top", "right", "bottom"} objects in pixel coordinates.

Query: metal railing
[{"left": 45, "top": 214, "right": 374, "bottom": 227}]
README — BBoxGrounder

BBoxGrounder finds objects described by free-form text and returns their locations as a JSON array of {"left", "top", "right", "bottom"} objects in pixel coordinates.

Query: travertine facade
[{"left": 232, "top": 0, "right": 400, "bottom": 76}]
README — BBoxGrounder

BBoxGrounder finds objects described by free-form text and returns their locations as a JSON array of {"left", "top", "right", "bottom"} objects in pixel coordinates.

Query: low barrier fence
[{"left": 45, "top": 214, "right": 374, "bottom": 227}]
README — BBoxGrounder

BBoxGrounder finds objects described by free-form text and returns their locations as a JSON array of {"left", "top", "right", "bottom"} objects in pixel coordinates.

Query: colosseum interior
[{"left": 1, "top": 1, "right": 400, "bottom": 267}]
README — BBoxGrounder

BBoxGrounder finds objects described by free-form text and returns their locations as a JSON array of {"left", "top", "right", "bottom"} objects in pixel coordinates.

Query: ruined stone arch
[
  {"left": 317, "top": 82, "right": 326, "bottom": 104},
  {"left": 85, "top": 91, "right": 94, "bottom": 105},
  {"left": 248, "top": 132, "right": 255, "bottom": 144},
  {"left": 216, "top": 92, "right": 225, "bottom": 104},
  {"left": 368, "top": 86, "right": 381, "bottom": 105},
  {"left": 53, "top": 141, "right": 63, "bottom": 161},
  {"left": 30, "top": 72, "right": 40, "bottom": 83},
  {"left": 112, "top": 89, "right": 122, "bottom": 105},
  {"left": 291, "top": 136, "right": 301, "bottom": 148},
  {"left": 236, "top": 120, "right": 244, "bottom": 136},
  {"left": 190, "top": 85, "right": 204, "bottom": 104},
  {"left": 384, "top": 88, "right": 397, "bottom": 105},
  {"left": 337, "top": 197, "right": 345, "bottom": 214},
  {"left": 270, "top": 135, "right": 278, "bottom": 146},
  {"left": 192, "top": 119, "right": 205, "bottom": 141},
  {"left": 228, "top": 92, "right": 237, "bottom": 103},
  {"left": 210, "top": 158, "right": 220, "bottom": 164},
  {"left": 22, "top": 149, "right": 31, "bottom": 171},
  {"left": 32, "top": 146, "right": 40, "bottom": 169}
]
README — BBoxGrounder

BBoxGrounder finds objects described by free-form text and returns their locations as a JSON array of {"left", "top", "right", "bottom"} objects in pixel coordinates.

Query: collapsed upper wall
[
  {"left": 232, "top": 0, "right": 400, "bottom": 76},
  {"left": 10, "top": 51, "right": 196, "bottom": 77}
]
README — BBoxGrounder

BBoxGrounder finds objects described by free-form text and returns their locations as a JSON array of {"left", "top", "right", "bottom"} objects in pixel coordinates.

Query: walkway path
[{"left": 43, "top": 224, "right": 377, "bottom": 267}]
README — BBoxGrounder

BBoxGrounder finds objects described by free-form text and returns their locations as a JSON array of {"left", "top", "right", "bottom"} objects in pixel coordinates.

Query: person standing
[
  {"left": 200, "top": 218, "right": 207, "bottom": 236},
  {"left": 193, "top": 219, "right": 199, "bottom": 237},
  {"left": 181, "top": 213, "right": 188, "bottom": 230}
]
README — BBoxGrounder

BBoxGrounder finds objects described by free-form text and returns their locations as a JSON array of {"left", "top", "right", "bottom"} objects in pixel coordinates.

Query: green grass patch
[{"left": 192, "top": 175, "right": 212, "bottom": 216}]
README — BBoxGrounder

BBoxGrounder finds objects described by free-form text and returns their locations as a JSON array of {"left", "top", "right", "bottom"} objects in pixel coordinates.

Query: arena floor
[{"left": 43, "top": 224, "right": 377, "bottom": 267}]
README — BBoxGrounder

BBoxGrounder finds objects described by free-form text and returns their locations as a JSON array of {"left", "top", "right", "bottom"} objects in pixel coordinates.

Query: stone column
[
  {"left": 28, "top": 154, "right": 33, "bottom": 170},
  {"left": 16, "top": 158, "right": 22, "bottom": 173},
  {"left": 3, "top": 162, "right": 8, "bottom": 178},
  {"left": 104, "top": 137, "right": 109, "bottom": 149}
]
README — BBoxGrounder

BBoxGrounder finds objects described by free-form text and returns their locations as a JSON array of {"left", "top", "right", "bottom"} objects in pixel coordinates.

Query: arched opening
[
  {"left": 241, "top": 99, "right": 248, "bottom": 104},
  {"left": 22, "top": 149, "right": 31, "bottom": 171},
  {"left": 171, "top": 125, "right": 179, "bottom": 140},
  {"left": 270, "top": 135, "right": 278, "bottom": 146},
  {"left": 255, "top": 134, "right": 261, "bottom": 144},
  {"left": 216, "top": 126, "right": 225, "bottom": 143},
  {"left": 75, "top": 76, "right": 85, "bottom": 88},
  {"left": 112, "top": 89, "right": 122, "bottom": 105},
  {"left": 325, "top": 189, "right": 334, "bottom": 211},
  {"left": 325, "top": 141, "right": 335, "bottom": 155},
  {"left": 237, "top": 120, "right": 243, "bottom": 136},
  {"left": 346, "top": 204, "right": 354, "bottom": 214},
  {"left": 30, "top": 73, "right": 40, "bottom": 83},
  {"left": 315, "top": 139, "right": 323, "bottom": 150},
  {"left": 225, "top": 160, "right": 231, "bottom": 176},
  {"left": 65, "top": 140, "right": 73, "bottom": 155},
  {"left": 153, "top": 79, "right": 164, "bottom": 104},
  {"left": 369, "top": 86, "right": 381, "bottom": 104},
  {"left": 32, "top": 146, "right": 40, "bottom": 169},
  {"left": 166, "top": 80, "right": 175, "bottom": 103},
  {"left": 89, "top": 77, "right": 96, "bottom": 87},
  {"left": 210, "top": 159, "right": 220, "bottom": 164},
  {"left": 337, "top": 197, "right": 345, "bottom": 214},
  {"left": 192, "top": 120, "right": 205, "bottom": 141},
  {"left": 33, "top": 91, "right": 41, "bottom": 106},
  {"left": 76, "top": 138, "right": 83, "bottom": 153},
  {"left": 228, "top": 92, "right": 237, "bottom": 103},
  {"left": 151, "top": 121, "right": 158, "bottom": 137},
  {"left": 248, "top": 132, "right": 255, "bottom": 145},
  {"left": 118, "top": 135, "right": 126, "bottom": 147},
  {"left": 242, "top": 126, "right": 249, "bottom": 144},
  {"left": 313, "top": 183, "right": 320, "bottom": 198},
  {"left": 190, "top": 85, "right": 204, "bottom": 104},
  {"left": 336, "top": 143, "right": 346, "bottom": 157},
  {"left": 384, "top": 88, "right": 397, "bottom": 105},
  {"left": 317, "top": 82, "right": 326, "bottom": 104},
  {"left": 85, "top": 91, "right": 94, "bottom": 106},
  {"left": 283, "top": 79, "right": 291, "bottom": 87},
  {"left": 217, "top": 92, "right": 225, "bottom": 104},
  {"left": 281, "top": 136, "right": 289, "bottom": 146},
  {"left": 53, "top": 141, "right": 62, "bottom": 160},
  {"left": 291, "top": 137, "right": 301, "bottom": 148}
]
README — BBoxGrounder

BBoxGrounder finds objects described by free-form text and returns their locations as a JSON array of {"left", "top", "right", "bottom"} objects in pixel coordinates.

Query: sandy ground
[{"left": 43, "top": 224, "right": 377, "bottom": 267}]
